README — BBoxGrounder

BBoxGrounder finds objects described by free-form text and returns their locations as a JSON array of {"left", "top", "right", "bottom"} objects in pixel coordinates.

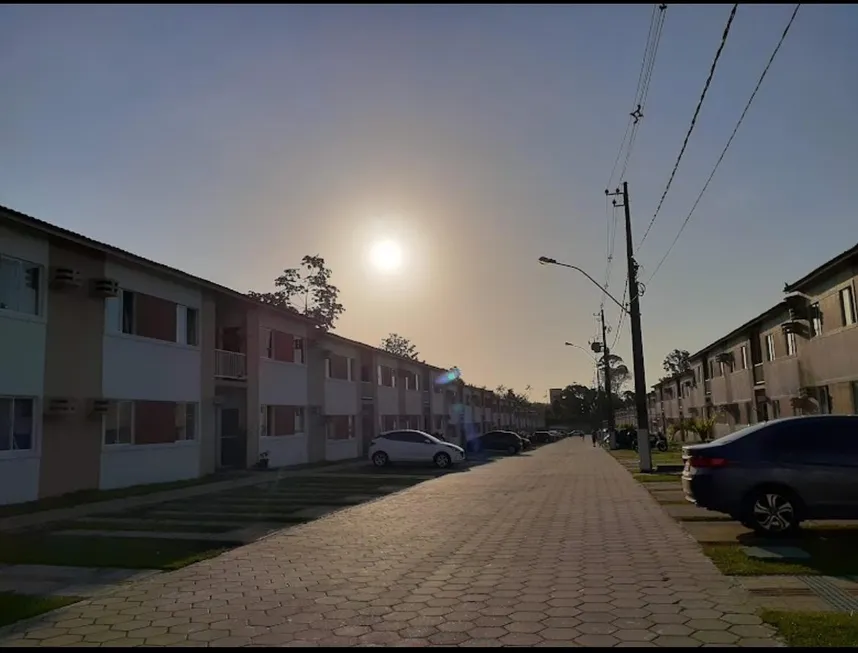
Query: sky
[{"left": 1, "top": 4, "right": 857, "bottom": 402}]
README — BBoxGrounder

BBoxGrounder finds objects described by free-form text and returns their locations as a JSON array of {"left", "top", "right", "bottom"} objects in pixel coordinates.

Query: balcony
[
  {"left": 710, "top": 376, "right": 730, "bottom": 406},
  {"left": 753, "top": 363, "right": 764, "bottom": 386},
  {"left": 215, "top": 350, "right": 247, "bottom": 380}
]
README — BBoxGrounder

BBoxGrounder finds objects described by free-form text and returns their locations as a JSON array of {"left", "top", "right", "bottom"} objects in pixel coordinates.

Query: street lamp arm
[
  {"left": 538, "top": 257, "right": 629, "bottom": 314},
  {"left": 564, "top": 342, "right": 599, "bottom": 363}
]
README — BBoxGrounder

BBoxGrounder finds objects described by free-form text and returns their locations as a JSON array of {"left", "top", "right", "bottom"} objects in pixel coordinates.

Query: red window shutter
[
  {"left": 273, "top": 331, "right": 294, "bottom": 363},
  {"left": 134, "top": 401, "right": 177, "bottom": 444},
  {"left": 136, "top": 293, "right": 178, "bottom": 342},
  {"left": 333, "top": 355, "right": 349, "bottom": 379},
  {"left": 273, "top": 406, "right": 295, "bottom": 435}
]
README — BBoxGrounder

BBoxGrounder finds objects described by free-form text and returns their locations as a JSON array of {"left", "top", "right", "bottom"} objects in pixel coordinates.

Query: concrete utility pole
[{"left": 607, "top": 182, "right": 652, "bottom": 472}]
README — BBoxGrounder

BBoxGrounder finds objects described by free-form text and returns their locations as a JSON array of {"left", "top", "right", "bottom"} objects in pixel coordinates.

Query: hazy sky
[{"left": 1, "top": 4, "right": 856, "bottom": 401}]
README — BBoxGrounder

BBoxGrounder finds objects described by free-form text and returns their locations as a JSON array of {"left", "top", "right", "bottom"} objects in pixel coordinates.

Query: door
[{"left": 219, "top": 407, "right": 246, "bottom": 469}]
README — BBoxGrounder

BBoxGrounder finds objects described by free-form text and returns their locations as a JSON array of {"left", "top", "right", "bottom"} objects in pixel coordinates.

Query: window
[
  {"left": 840, "top": 287, "right": 856, "bottom": 327},
  {"left": 811, "top": 303, "right": 823, "bottom": 337},
  {"left": 107, "top": 289, "right": 179, "bottom": 342},
  {"left": 348, "top": 358, "right": 355, "bottom": 382},
  {"left": 0, "top": 397, "right": 35, "bottom": 451},
  {"left": 326, "top": 415, "right": 354, "bottom": 440},
  {"left": 765, "top": 334, "right": 776, "bottom": 362},
  {"left": 262, "top": 405, "right": 304, "bottom": 436},
  {"left": 176, "top": 306, "right": 199, "bottom": 346},
  {"left": 740, "top": 346, "right": 748, "bottom": 370},
  {"left": 176, "top": 403, "right": 197, "bottom": 441},
  {"left": 260, "top": 328, "right": 298, "bottom": 363},
  {"left": 0, "top": 255, "right": 41, "bottom": 316},
  {"left": 326, "top": 355, "right": 352, "bottom": 381},
  {"left": 786, "top": 331, "right": 797, "bottom": 357},
  {"left": 853, "top": 381, "right": 858, "bottom": 414},
  {"left": 104, "top": 401, "right": 134, "bottom": 445},
  {"left": 771, "top": 399, "right": 780, "bottom": 419}
]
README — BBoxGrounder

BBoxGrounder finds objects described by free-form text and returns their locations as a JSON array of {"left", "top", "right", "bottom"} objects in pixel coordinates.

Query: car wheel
[
  {"left": 372, "top": 451, "right": 389, "bottom": 467},
  {"left": 507, "top": 445, "right": 518, "bottom": 455},
  {"left": 434, "top": 452, "right": 451, "bottom": 469},
  {"left": 744, "top": 487, "right": 801, "bottom": 536},
  {"left": 656, "top": 440, "right": 668, "bottom": 452}
]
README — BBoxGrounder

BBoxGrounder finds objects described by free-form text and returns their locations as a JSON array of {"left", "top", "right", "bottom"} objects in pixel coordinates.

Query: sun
[{"left": 369, "top": 239, "right": 403, "bottom": 273}]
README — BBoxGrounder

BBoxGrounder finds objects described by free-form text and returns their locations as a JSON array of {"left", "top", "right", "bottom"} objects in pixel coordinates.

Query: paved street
[{"left": 0, "top": 438, "right": 782, "bottom": 647}]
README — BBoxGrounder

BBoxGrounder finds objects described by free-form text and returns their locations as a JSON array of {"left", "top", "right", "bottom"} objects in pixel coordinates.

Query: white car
[{"left": 369, "top": 430, "right": 466, "bottom": 469}]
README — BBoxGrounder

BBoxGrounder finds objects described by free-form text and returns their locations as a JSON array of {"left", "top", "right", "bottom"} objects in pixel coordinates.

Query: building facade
[
  {"left": 0, "top": 206, "right": 543, "bottom": 505},
  {"left": 649, "top": 242, "right": 858, "bottom": 439}
]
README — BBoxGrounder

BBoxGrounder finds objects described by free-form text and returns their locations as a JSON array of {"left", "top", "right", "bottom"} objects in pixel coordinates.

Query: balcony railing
[
  {"left": 215, "top": 350, "right": 247, "bottom": 379},
  {"left": 753, "top": 363, "right": 764, "bottom": 385}
]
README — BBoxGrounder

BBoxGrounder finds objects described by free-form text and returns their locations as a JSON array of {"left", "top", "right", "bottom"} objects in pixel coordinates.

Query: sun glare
[{"left": 369, "top": 239, "right": 403, "bottom": 273}]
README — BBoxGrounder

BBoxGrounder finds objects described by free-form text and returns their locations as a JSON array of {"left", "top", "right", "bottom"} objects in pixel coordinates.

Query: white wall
[
  {"left": 404, "top": 390, "right": 423, "bottom": 416},
  {"left": 0, "top": 457, "right": 39, "bottom": 505},
  {"left": 103, "top": 337, "right": 201, "bottom": 401},
  {"left": 259, "top": 359, "right": 308, "bottom": 406},
  {"left": 326, "top": 437, "right": 359, "bottom": 461},
  {"left": 325, "top": 381, "right": 358, "bottom": 415},
  {"left": 102, "top": 262, "right": 202, "bottom": 402},
  {"left": 377, "top": 386, "right": 398, "bottom": 416},
  {"left": 260, "top": 434, "right": 308, "bottom": 468},
  {"left": 99, "top": 441, "right": 200, "bottom": 490},
  {"left": 0, "top": 225, "right": 48, "bottom": 399},
  {"left": 0, "top": 227, "right": 48, "bottom": 505}
]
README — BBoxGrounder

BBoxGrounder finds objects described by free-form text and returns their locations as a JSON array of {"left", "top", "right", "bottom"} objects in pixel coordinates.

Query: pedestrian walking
[{"left": 591, "top": 431, "right": 598, "bottom": 447}]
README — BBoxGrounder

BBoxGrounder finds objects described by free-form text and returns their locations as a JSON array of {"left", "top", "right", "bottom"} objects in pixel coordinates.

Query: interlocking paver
[{"left": 0, "top": 439, "right": 783, "bottom": 647}]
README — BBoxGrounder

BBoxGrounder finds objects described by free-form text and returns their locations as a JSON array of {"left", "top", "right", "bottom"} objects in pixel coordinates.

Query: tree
[
  {"left": 597, "top": 353, "right": 631, "bottom": 394},
  {"left": 663, "top": 349, "right": 691, "bottom": 376},
  {"left": 380, "top": 333, "right": 419, "bottom": 360},
  {"left": 247, "top": 255, "right": 344, "bottom": 331},
  {"left": 550, "top": 384, "right": 597, "bottom": 419}
]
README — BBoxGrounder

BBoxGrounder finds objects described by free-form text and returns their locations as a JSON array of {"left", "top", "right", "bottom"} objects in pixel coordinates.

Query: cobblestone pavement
[{"left": 0, "top": 439, "right": 783, "bottom": 647}]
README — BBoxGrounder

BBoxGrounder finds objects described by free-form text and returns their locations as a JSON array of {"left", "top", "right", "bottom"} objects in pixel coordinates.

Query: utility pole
[
  {"left": 607, "top": 181, "right": 653, "bottom": 472},
  {"left": 598, "top": 308, "right": 615, "bottom": 433}
]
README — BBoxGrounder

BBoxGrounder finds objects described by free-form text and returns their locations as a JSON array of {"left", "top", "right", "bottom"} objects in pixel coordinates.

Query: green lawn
[
  {"left": 0, "top": 593, "right": 80, "bottom": 628},
  {"left": 0, "top": 474, "right": 235, "bottom": 519},
  {"left": 702, "top": 528, "right": 858, "bottom": 576},
  {"left": 0, "top": 534, "right": 232, "bottom": 571},
  {"left": 762, "top": 610, "right": 858, "bottom": 647}
]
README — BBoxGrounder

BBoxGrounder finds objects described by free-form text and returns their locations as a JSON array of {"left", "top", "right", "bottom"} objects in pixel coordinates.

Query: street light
[
  {"left": 564, "top": 341, "right": 599, "bottom": 362},
  {"left": 538, "top": 256, "right": 628, "bottom": 314}
]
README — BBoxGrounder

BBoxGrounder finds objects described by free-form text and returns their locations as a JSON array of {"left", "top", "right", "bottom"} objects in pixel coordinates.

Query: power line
[
  {"left": 636, "top": 3, "right": 739, "bottom": 254},
  {"left": 647, "top": 4, "right": 801, "bottom": 284},
  {"left": 610, "top": 281, "right": 629, "bottom": 351},
  {"left": 601, "top": 4, "right": 668, "bottom": 310}
]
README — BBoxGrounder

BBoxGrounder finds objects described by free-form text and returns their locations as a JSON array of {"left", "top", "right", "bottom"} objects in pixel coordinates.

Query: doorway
[{"left": 219, "top": 407, "right": 246, "bottom": 469}]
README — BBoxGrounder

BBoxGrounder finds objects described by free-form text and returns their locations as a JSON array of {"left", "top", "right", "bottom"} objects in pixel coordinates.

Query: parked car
[
  {"left": 531, "top": 431, "right": 552, "bottom": 445},
  {"left": 369, "top": 430, "right": 466, "bottom": 469},
  {"left": 516, "top": 433, "right": 533, "bottom": 450},
  {"left": 682, "top": 415, "right": 858, "bottom": 536},
  {"left": 467, "top": 430, "right": 523, "bottom": 455}
]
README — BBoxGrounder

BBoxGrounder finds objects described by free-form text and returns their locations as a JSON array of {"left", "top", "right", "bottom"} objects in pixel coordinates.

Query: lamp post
[{"left": 538, "top": 257, "right": 628, "bottom": 314}]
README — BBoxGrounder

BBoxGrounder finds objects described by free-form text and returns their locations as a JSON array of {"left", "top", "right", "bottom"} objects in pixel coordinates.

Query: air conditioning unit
[
  {"left": 89, "top": 399, "right": 111, "bottom": 415},
  {"left": 49, "top": 267, "right": 82, "bottom": 290},
  {"left": 44, "top": 397, "right": 77, "bottom": 417},
  {"left": 90, "top": 278, "right": 120, "bottom": 298}
]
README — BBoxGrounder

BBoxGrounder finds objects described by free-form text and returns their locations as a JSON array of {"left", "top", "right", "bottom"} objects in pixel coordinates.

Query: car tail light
[{"left": 689, "top": 455, "right": 728, "bottom": 469}]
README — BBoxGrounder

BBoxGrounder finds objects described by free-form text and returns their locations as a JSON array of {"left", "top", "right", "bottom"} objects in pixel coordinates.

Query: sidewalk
[{"left": 0, "top": 440, "right": 783, "bottom": 647}]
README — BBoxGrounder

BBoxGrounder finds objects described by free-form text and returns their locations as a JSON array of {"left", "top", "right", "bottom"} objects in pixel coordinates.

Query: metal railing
[{"left": 215, "top": 350, "right": 247, "bottom": 379}]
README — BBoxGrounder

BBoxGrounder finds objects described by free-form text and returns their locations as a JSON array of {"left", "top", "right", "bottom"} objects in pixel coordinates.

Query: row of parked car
[{"left": 368, "top": 427, "right": 567, "bottom": 469}]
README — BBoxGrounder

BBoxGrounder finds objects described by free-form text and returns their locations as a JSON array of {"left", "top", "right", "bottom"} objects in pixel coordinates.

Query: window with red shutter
[
  {"left": 273, "top": 331, "right": 295, "bottom": 363},
  {"left": 273, "top": 406, "right": 296, "bottom": 436},
  {"left": 134, "top": 400, "right": 178, "bottom": 444},
  {"left": 135, "top": 293, "right": 178, "bottom": 342}
]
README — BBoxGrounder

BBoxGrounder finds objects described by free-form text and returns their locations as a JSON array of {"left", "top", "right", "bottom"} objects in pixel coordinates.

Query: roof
[
  {"left": 1, "top": 204, "right": 458, "bottom": 374},
  {"left": 783, "top": 241, "right": 858, "bottom": 293},
  {"left": 688, "top": 301, "right": 787, "bottom": 361}
]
